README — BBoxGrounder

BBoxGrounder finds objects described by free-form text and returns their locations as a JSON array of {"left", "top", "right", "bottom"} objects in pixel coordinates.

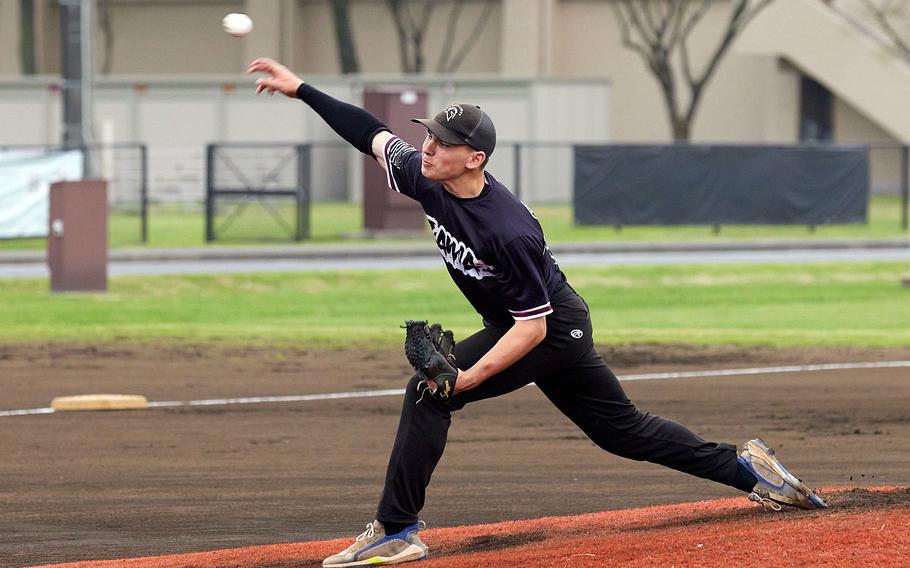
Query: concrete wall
[
  {"left": 836, "top": 98, "right": 905, "bottom": 194},
  {"left": 0, "top": 75, "right": 609, "bottom": 203}
]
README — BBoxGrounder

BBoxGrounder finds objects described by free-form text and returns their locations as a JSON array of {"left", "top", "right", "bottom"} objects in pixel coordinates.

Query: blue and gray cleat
[
  {"left": 322, "top": 520, "right": 428, "bottom": 566},
  {"left": 739, "top": 438, "right": 828, "bottom": 511}
]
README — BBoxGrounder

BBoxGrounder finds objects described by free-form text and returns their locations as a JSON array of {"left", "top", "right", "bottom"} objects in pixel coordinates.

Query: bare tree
[
  {"left": 386, "top": 0, "right": 494, "bottom": 73},
  {"left": 330, "top": 0, "right": 360, "bottom": 74},
  {"left": 610, "top": 0, "right": 774, "bottom": 141},
  {"left": 437, "top": 0, "right": 496, "bottom": 73},
  {"left": 856, "top": 0, "right": 910, "bottom": 59},
  {"left": 99, "top": 0, "right": 114, "bottom": 74},
  {"left": 19, "top": 0, "right": 36, "bottom": 74}
]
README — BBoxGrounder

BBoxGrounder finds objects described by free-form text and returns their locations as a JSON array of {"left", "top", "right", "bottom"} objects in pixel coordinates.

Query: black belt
[{"left": 549, "top": 282, "right": 578, "bottom": 304}]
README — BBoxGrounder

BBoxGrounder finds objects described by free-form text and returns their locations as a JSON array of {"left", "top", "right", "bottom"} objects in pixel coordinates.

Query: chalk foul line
[{"left": 2, "top": 360, "right": 909, "bottom": 417}]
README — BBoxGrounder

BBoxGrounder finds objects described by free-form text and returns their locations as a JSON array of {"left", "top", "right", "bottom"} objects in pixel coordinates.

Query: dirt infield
[{"left": 2, "top": 343, "right": 909, "bottom": 567}]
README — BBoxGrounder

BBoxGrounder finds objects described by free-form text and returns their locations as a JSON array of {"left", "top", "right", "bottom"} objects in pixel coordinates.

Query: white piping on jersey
[
  {"left": 426, "top": 214, "right": 495, "bottom": 280},
  {"left": 511, "top": 303, "right": 554, "bottom": 321},
  {"left": 383, "top": 136, "right": 405, "bottom": 193},
  {"left": 510, "top": 301, "right": 552, "bottom": 317}
]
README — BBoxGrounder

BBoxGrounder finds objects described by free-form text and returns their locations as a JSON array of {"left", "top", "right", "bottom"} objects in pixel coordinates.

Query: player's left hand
[{"left": 403, "top": 320, "right": 458, "bottom": 401}]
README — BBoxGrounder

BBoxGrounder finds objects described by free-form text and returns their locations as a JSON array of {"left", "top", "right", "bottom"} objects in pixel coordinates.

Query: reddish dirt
[
  {"left": 28, "top": 488, "right": 910, "bottom": 568},
  {"left": 2, "top": 343, "right": 909, "bottom": 567}
]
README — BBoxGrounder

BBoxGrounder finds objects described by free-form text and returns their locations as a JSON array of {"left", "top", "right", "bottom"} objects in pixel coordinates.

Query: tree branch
[
  {"left": 386, "top": 0, "right": 413, "bottom": 72},
  {"left": 685, "top": 0, "right": 773, "bottom": 125},
  {"left": 859, "top": 0, "right": 910, "bottom": 58},
  {"left": 609, "top": 1, "right": 653, "bottom": 60},
  {"left": 611, "top": 0, "right": 774, "bottom": 140},
  {"left": 440, "top": 0, "right": 496, "bottom": 73},
  {"left": 437, "top": 0, "right": 465, "bottom": 72}
]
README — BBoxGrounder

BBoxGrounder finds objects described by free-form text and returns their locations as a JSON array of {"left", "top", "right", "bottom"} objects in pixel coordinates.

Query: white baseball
[{"left": 222, "top": 13, "right": 253, "bottom": 37}]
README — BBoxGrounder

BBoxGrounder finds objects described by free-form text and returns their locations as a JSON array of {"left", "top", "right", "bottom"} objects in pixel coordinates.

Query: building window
[{"left": 799, "top": 75, "right": 833, "bottom": 142}]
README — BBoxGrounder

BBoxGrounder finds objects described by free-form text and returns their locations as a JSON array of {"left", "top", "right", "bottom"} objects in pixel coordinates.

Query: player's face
[{"left": 421, "top": 131, "right": 483, "bottom": 181}]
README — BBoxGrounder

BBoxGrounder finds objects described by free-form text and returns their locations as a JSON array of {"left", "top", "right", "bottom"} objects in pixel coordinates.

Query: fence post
[
  {"left": 205, "top": 144, "right": 214, "bottom": 242},
  {"left": 139, "top": 144, "right": 148, "bottom": 243},
  {"left": 296, "top": 144, "right": 311, "bottom": 240},
  {"left": 901, "top": 145, "right": 909, "bottom": 232}
]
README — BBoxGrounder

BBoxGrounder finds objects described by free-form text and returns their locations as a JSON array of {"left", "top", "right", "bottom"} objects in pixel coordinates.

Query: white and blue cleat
[{"left": 740, "top": 438, "right": 828, "bottom": 511}]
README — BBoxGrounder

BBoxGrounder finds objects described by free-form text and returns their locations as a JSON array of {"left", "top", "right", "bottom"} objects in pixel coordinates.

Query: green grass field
[
  {"left": 1, "top": 197, "right": 906, "bottom": 250},
  {"left": 1, "top": 262, "right": 907, "bottom": 348}
]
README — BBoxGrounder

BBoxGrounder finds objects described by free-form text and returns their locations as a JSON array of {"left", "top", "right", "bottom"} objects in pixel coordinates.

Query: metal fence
[
  {"left": 866, "top": 143, "right": 910, "bottom": 230},
  {"left": 201, "top": 140, "right": 909, "bottom": 235},
  {"left": 205, "top": 143, "right": 311, "bottom": 242},
  {"left": 0, "top": 142, "right": 148, "bottom": 243}
]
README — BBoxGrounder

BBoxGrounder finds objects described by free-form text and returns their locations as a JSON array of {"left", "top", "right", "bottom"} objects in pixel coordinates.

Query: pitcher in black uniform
[{"left": 248, "top": 58, "right": 827, "bottom": 567}]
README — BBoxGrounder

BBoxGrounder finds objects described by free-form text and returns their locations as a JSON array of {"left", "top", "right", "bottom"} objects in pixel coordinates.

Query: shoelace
[
  {"left": 748, "top": 491, "right": 783, "bottom": 512},
  {"left": 355, "top": 520, "right": 427, "bottom": 543},
  {"left": 355, "top": 522, "right": 375, "bottom": 542}
]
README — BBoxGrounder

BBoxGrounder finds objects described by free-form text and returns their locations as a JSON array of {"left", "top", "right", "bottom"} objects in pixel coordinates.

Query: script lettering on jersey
[{"left": 426, "top": 215, "right": 495, "bottom": 280}]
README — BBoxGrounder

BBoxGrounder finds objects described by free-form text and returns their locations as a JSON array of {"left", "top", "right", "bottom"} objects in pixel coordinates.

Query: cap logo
[{"left": 443, "top": 105, "right": 463, "bottom": 122}]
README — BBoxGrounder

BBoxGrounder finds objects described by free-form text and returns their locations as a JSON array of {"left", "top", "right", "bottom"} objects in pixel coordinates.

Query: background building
[{"left": 1, "top": 0, "right": 908, "bottom": 201}]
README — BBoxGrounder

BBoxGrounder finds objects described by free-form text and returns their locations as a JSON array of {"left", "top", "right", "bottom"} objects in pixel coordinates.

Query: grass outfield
[
  {"left": 1, "top": 262, "right": 907, "bottom": 347},
  {"left": 1, "top": 197, "right": 906, "bottom": 249}
]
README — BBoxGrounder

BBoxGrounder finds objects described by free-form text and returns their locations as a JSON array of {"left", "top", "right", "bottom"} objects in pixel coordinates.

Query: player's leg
[
  {"left": 375, "top": 322, "right": 561, "bottom": 527},
  {"left": 535, "top": 348, "right": 749, "bottom": 487},
  {"left": 531, "top": 292, "right": 751, "bottom": 488},
  {"left": 535, "top": 301, "right": 825, "bottom": 509},
  {"left": 324, "top": 325, "right": 517, "bottom": 567}
]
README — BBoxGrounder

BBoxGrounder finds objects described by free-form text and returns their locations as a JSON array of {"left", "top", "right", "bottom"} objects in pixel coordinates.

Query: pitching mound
[{"left": 32, "top": 487, "right": 909, "bottom": 568}]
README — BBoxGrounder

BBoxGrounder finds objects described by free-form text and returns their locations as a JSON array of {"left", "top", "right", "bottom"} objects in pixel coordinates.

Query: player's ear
[{"left": 465, "top": 150, "right": 486, "bottom": 171}]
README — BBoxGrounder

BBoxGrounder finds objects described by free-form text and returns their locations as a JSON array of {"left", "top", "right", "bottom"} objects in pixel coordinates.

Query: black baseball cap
[{"left": 411, "top": 104, "right": 496, "bottom": 158}]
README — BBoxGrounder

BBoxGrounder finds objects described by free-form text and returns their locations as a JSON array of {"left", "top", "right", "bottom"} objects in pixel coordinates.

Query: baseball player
[{"left": 248, "top": 58, "right": 827, "bottom": 567}]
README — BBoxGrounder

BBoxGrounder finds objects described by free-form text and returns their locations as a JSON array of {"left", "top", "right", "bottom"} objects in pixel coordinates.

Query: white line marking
[
  {"left": 145, "top": 389, "right": 406, "bottom": 408},
  {"left": 619, "top": 361, "right": 910, "bottom": 381},
  {"left": 2, "top": 361, "right": 908, "bottom": 418},
  {"left": 0, "top": 407, "right": 55, "bottom": 417}
]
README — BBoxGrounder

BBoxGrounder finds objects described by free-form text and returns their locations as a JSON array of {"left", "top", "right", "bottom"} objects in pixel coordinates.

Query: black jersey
[{"left": 382, "top": 136, "right": 567, "bottom": 325}]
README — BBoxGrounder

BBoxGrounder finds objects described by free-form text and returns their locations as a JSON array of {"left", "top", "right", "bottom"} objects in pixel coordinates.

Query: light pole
[{"left": 59, "top": 0, "right": 95, "bottom": 175}]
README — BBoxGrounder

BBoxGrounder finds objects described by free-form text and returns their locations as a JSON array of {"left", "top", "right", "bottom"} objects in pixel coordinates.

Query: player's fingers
[{"left": 247, "top": 58, "right": 276, "bottom": 74}]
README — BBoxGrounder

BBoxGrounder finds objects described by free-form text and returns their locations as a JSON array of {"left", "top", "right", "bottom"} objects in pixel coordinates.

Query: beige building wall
[
  {"left": 552, "top": 0, "right": 801, "bottom": 143},
  {"left": 836, "top": 98, "right": 905, "bottom": 193},
  {"left": 0, "top": 0, "right": 20, "bottom": 75},
  {"left": 102, "top": 0, "right": 244, "bottom": 73},
  {"left": 2, "top": 0, "right": 908, "bottom": 149},
  {"left": 293, "top": 0, "right": 501, "bottom": 75}
]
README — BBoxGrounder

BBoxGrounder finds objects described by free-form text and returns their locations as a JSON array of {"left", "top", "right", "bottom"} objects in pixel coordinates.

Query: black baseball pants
[{"left": 376, "top": 288, "right": 745, "bottom": 525}]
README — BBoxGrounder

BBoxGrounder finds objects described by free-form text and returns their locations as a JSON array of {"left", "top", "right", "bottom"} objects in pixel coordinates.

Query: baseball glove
[{"left": 403, "top": 320, "right": 458, "bottom": 400}]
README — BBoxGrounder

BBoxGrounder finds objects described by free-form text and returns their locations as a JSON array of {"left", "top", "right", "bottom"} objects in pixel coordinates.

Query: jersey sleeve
[
  {"left": 498, "top": 235, "right": 553, "bottom": 321},
  {"left": 382, "top": 136, "right": 423, "bottom": 200}
]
